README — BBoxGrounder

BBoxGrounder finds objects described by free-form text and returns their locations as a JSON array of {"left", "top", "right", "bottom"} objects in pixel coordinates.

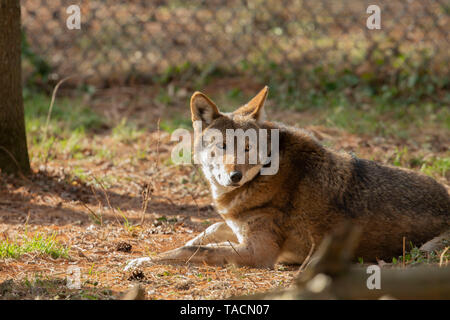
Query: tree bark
[{"left": 0, "top": 0, "right": 31, "bottom": 175}]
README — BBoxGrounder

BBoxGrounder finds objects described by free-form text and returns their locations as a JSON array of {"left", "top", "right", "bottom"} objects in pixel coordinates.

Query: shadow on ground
[{"left": 0, "top": 170, "right": 215, "bottom": 227}]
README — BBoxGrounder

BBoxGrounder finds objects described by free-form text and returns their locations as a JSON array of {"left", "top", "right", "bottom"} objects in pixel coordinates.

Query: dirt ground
[{"left": 0, "top": 81, "right": 449, "bottom": 300}]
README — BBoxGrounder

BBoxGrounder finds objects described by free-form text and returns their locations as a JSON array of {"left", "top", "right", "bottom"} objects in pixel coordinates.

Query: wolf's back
[
  {"left": 334, "top": 157, "right": 449, "bottom": 220},
  {"left": 330, "top": 157, "right": 449, "bottom": 259}
]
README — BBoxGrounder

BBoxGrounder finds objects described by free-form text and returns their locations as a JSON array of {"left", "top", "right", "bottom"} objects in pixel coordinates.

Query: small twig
[
  {"left": 155, "top": 118, "right": 161, "bottom": 170},
  {"left": 81, "top": 202, "right": 102, "bottom": 226},
  {"left": 153, "top": 118, "right": 161, "bottom": 195},
  {"left": 42, "top": 135, "right": 56, "bottom": 169},
  {"left": 186, "top": 188, "right": 201, "bottom": 217},
  {"left": 227, "top": 240, "right": 242, "bottom": 258},
  {"left": 296, "top": 231, "right": 316, "bottom": 276},
  {"left": 92, "top": 175, "right": 120, "bottom": 225},
  {"left": 24, "top": 210, "right": 31, "bottom": 234},
  {"left": 194, "top": 164, "right": 209, "bottom": 188},
  {"left": 225, "top": 241, "right": 258, "bottom": 287},
  {"left": 152, "top": 195, "right": 176, "bottom": 207},
  {"left": 140, "top": 118, "right": 161, "bottom": 225},
  {"left": 140, "top": 181, "right": 153, "bottom": 225},
  {"left": 89, "top": 185, "right": 103, "bottom": 207},
  {"left": 43, "top": 75, "right": 76, "bottom": 142},
  {"left": 42, "top": 75, "right": 77, "bottom": 170},
  {"left": 0, "top": 146, "right": 31, "bottom": 182},
  {"left": 0, "top": 146, "right": 21, "bottom": 171},
  {"left": 403, "top": 236, "right": 406, "bottom": 268},
  {"left": 185, "top": 245, "right": 202, "bottom": 264},
  {"left": 440, "top": 247, "right": 449, "bottom": 267}
]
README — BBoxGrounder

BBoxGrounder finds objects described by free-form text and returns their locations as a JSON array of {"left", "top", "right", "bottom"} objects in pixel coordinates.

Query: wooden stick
[{"left": 237, "top": 223, "right": 450, "bottom": 300}]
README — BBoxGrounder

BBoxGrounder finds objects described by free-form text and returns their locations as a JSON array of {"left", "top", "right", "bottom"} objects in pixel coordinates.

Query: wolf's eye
[{"left": 216, "top": 142, "right": 226, "bottom": 150}]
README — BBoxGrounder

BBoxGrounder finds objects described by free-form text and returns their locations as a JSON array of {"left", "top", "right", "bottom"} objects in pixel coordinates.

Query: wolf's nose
[{"left": 230, "top": 171, "right": 242, "bottom": 183}]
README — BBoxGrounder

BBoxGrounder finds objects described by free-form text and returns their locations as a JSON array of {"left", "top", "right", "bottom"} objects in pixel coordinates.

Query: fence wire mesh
[{"left": 21, "top": 0, "right": 449, "bottom": 86}]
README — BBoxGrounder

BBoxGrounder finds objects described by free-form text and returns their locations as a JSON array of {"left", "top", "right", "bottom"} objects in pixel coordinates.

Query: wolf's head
[{"left": 190, "top": 86, "right": 278, "bottom": 197}]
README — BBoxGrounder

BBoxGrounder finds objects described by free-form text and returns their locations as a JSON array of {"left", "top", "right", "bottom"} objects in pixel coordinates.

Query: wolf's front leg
[
  {"left": 123, "top": 222, "right": 237, "bottom": 271},
  {"left": 156, "top": 229, "right": 281, "bottom": 268},
  {"left": 185, "top": 221, "right": 238, "bottom": 246}
]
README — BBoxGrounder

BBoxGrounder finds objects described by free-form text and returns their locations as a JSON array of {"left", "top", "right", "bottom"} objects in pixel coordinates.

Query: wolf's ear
[
  {"left": 236, "top": 86, "right": 268, "bottom": 122},
  {"left": 190, "top": 92, "right": 221, "bottom": 126}
]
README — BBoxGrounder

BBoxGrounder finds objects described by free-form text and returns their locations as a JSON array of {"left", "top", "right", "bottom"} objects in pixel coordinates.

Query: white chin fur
[
  {"left": 203, "top": 164, "right": 263, "bottom": 199},
  {"left": 198, "top": 148, "right": 262, "bottom": 198}
]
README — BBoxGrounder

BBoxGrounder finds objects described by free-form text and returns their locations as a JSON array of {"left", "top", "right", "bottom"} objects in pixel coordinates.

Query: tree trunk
[{"left": 0, "top": 0, "right": 31, "bottom": 175}]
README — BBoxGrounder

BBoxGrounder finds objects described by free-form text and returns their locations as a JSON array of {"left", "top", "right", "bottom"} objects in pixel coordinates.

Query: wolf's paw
[{"left": 124, "top": 257, "right": 154, "bottom": 271}]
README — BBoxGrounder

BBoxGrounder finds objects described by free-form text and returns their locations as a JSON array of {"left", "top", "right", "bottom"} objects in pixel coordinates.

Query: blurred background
[
  {"left": 22, "top": 0, "right": 448, "bottom": 89},
  {"left": 20, "top": 0, "right": 449, "bottom": 178}
]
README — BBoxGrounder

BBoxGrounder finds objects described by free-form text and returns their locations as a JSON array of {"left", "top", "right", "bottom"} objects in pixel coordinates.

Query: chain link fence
[{"left": 21, "top": 0, "right": 449, "bottom": 87}]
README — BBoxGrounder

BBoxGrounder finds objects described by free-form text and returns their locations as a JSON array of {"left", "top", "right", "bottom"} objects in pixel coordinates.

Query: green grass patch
[
  {"left": 391, "top": 244, "right": 449, "bottom": 267},
  {"left": 0, "top": 232, "right": 69, "bottom": 259},
  {"left": 420, "top": 157, "right": 450, "bottom": 178},
  {"left": 160, "top": 117, "right": 192, "bottom": 133},
  {"left": 385, "top": 148, "right": 449, "bottom": 181},
  {"left": 24, "top": 93, "right": 105, "bottom": 134},
  {"left": 208, "top": 72, "right": 449, "bottom": 140},
  {"left": 24, "top": 93, "right": 106, "bottom": 163},
  {"left": 298, "top": 95, "right": 448, "bottom": 139},
  {"left": 111, "top": 118, "right": 145, "bottom": 144}
]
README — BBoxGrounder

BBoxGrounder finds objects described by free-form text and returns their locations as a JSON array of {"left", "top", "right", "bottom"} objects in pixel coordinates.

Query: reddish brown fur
[
  {"left": 127, "top": 87, "right": 450, "bottom": 269},
  {"left": 216, "top": 122, "right": 449, "bottom": 262}
]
